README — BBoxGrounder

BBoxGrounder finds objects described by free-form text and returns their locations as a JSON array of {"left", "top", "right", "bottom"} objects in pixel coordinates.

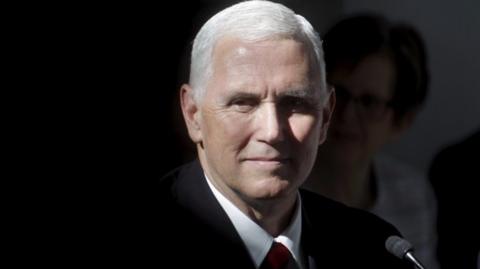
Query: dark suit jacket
[
  {"left": 157, "top": 160, "right": 410, "bottom": 268},
  {"left": 429, "top": 130, "right": 480, "bottom": 269}
]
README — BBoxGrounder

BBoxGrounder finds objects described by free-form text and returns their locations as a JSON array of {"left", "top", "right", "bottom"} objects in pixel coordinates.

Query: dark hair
[{"left": 323, "top": 14, "right": 429, "bottom": 121}]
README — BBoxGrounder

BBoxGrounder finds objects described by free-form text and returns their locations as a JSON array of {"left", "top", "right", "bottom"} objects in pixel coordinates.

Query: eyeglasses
[{"left": 333, "top": 85, "right": 393, "bottom": 120}]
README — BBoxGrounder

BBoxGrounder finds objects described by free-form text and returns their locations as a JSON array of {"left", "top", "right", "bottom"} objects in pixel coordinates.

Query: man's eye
[
  {"left": 230, "top": 98, "right": 257, "bottom": 112},
  {"left": 281, "top": 97, "right": 314, "bottom": 113}
]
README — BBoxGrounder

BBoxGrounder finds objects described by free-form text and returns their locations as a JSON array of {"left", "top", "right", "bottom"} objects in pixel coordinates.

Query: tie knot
[{"left": 260, "top": 242, "right": 292, "bottom": 269}]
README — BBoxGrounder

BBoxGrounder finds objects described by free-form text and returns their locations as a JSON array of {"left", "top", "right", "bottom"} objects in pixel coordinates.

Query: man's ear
[
  {"left": 318, "top": 87, "right": 336, "bottom": 145},
  {"left": 180, "top": 84, "right": 203, "bottom": 143}
]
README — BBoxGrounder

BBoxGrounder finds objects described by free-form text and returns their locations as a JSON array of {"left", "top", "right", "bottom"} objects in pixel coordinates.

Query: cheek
[
  {"left": 288, "top": 115, "right": 319, "bottom": 144},
  {"left": 204, "top": 112, "right": 253, "bottom": 151}
]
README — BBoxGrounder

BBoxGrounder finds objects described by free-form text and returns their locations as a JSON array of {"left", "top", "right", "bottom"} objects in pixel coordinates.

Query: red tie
[{"left": 260, "top": 242, "right": 293, "bottom": 269}]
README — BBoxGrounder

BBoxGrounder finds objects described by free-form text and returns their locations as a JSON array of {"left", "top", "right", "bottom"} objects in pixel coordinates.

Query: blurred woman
[{"left": 305, "top": 14, "right": 438, "bottom": 269}]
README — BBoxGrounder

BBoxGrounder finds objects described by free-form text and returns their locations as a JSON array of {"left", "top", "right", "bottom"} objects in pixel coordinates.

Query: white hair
[{"left": 189, "top": 0, "right": 327, "bottom": 102}]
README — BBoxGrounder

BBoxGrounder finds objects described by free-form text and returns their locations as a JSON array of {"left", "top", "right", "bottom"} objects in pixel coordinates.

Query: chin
[{"left": 251, "top": 177, "right": 292, "bottom": 199}]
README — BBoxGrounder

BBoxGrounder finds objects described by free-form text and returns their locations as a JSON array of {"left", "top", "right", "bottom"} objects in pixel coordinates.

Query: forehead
[
  {"left": 212, "top": 36, "right": 309, "bottom": 63},
  {"left": 208, "top": 37, "right": 321, "bottom": 96}
]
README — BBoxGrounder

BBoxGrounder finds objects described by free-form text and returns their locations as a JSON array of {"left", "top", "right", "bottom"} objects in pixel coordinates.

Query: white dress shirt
[{"left": 205, "top": 175, "right": 305, "bottom": 269}]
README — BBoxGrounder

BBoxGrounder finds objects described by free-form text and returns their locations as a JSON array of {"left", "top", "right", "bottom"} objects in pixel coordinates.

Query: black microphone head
[{"left": 385, "top": 235, "right": 413, "bottom": 259}]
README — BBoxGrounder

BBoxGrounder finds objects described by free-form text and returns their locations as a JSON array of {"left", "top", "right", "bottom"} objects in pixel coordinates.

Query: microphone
[{"left": 385, "top": 235, "right": 426, "bottom": 269}]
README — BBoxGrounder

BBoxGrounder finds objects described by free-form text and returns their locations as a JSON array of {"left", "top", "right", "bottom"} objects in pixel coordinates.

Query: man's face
[{"left": 184, "top": 37, "right": 332, "bottom": 203}]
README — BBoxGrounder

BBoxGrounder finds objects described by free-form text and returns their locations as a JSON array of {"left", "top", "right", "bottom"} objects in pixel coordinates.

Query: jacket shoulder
[
  {"left": 300, "top": 189, "right": 409, "bottom": 268},
  {"left": 301, "top": 188, "right": 399, "bottom": 230}
]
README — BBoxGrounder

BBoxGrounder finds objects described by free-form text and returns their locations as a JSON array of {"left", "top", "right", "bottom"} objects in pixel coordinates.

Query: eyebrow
[
  {"left": 224, "top": 85, "right": 317, "bottom": 100},
  {"left": 225, "top": 92, "right": 260, "bottom": 100},
  {"left": 280, "top": 87, "right": 316, "bottom": 99}
]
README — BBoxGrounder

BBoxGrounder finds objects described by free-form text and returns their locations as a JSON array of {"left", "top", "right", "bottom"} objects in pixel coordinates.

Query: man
[{"left": 159, "top": 1, "right": 409, "bottom": 268}]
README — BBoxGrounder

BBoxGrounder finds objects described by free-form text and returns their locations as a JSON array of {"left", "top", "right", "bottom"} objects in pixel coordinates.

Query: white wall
[{"left": 342, "top": 0, "right": 480, "bottom": 172}]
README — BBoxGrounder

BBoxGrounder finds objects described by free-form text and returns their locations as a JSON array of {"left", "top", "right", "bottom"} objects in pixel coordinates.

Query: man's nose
[{"left": 256, "top": 103, "right": 286, "bottom": 144}]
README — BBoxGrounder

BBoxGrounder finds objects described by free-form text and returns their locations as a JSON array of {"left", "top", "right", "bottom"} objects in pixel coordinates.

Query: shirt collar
[{"left": 205, "top": 174, "right": 304, "bottom": 268}]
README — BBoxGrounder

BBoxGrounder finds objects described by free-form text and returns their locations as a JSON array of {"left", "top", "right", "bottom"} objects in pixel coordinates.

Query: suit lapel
[
  {"left": 175, "top": 160, "right": 255, "bottom": 268},
  {"left": 301, "top": 207, "right": 322, "bottom": 269},
  {"left": 300, "top": 190, "right": 340, "bottom": 269}
]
